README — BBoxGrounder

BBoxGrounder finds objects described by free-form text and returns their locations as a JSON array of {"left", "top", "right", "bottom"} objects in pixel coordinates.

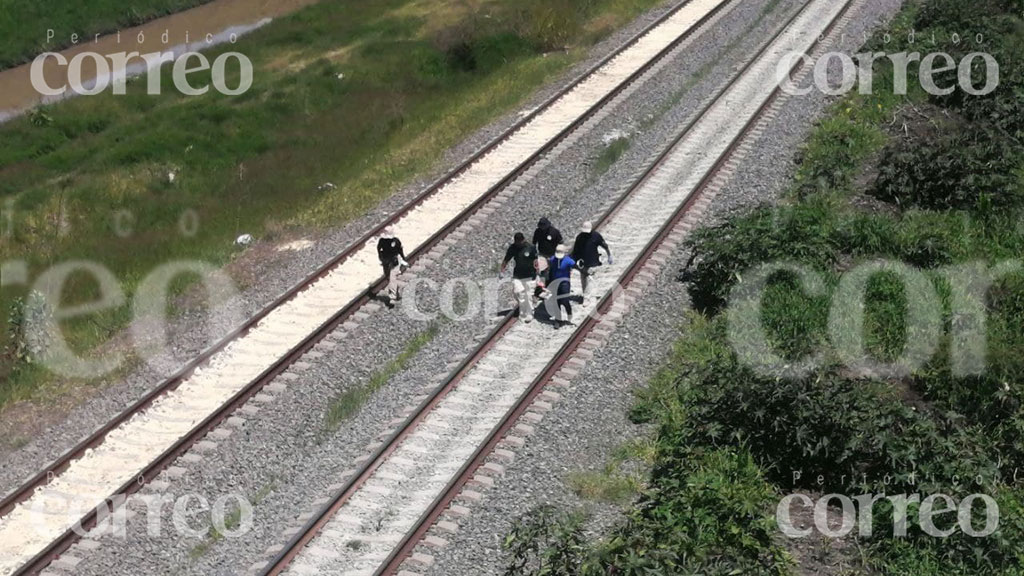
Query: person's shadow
[
  {"left": 531, "top": 296, "right": 580, "bottom": 328},
  {"left": 371, "top": 292, "right": 396, "bottom": 309}
]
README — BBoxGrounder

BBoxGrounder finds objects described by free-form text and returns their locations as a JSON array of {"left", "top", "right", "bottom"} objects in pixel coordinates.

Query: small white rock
[{"left": 602, "top": 129, "right": 629, "bottom": 146}]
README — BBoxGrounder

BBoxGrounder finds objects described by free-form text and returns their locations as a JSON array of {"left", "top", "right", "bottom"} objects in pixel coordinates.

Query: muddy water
[{"left": 0, "top": 0, "right": 320, "bottom": 122}]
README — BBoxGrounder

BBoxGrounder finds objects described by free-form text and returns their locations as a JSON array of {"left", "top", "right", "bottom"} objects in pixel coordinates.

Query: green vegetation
[
  {"left": 188, "top": 480, "right": 276, "bottom": 559},
  {"left": 323, "top": 323, "right": 440, "bottom": 433},
  {"left": 593, "top": 136, "right": 630, "bottom": 174},
  {"left": 505, "top": 444, "right": 791, "bottom": 575},
  {"left": 567, "top": 465, "right": 639, "bottom": 505},
  {"left": 0, "top": 0, "right": 216, "bottom": 70},
  {"left": 0, "top": 0, "right": 666, "bottom": 413},
  {"left": 566, "top": 438, "right": 655, "bottom": 504},
  {"left": 503, "top": 506, "right": 590, "bottom": 576},
  {"left": 188, "top": 505, "right": 243, "bottom": 560},
  {"left": 504, "top": 0, "right": 1024, "bottom": 574}
]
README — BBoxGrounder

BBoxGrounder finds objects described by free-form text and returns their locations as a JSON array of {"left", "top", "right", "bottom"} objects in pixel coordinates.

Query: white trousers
[
  {"left": 383, "top": 263, "right": 403, "bottom": 299},
  {"left": 512, "top": 277, "right": 536, "bottom": 321}
]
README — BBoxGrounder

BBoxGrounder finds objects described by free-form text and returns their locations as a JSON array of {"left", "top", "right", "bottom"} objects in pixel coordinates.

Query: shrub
[
  {"left": 432, "top": 16, "right": 536, "bottom": 75},
  {"left": 920, "top": 14, "right": 1024, "bottom": 136},
  {"left": 593, "top": 447, "right": 790, "bottom": 575},
  {"left": 644, "top": 324, "right": 1024, "bottom": 573},
  {"left": 872, "top": 126, "right": 1024, "bottom": 211},
  {"left": 914, "top": 0, "right": 1018, "bottom": 32},
  {"left": 959, "top": 18, "right": 1024, "bottom": 140},
  {"left": 503, "top": 506, "right": 589, "bottom": 576},
  {"left": 680, "top": 199, "right": 839, "bottom": 315}
]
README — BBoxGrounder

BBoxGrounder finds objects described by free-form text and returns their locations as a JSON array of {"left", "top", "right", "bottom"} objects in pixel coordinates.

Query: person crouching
[{"left": 377, "top": 227, "right": 409, "bottom": 306}]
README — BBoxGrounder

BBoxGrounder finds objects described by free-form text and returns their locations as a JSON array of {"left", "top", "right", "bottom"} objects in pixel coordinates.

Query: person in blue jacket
[{"left": 545, "top": 244, "right": 577, "bottom": 326}]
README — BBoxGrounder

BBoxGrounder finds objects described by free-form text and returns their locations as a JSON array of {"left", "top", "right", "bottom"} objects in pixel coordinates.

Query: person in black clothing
[
  {"left": 377, "top": 227, "right": 409, "bottom": 304},
  {"left": 532, "top": 217, "right": 562, "bottom": 298},
  {"left": 571, "top": 220, "right": 612, "bottom": 296},
  {"left": 533, "top": 217, "right": 563, "bottom": 259},
  {"left": 500, "top": 232, "right": 538, "bottom": 322}
]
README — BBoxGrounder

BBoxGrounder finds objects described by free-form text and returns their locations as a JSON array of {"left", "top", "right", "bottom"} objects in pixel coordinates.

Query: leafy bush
[
  {"left": 432, "top": 17, "right": 535, "bottom": 75},
  {"left": 915, "top": 11, "right": 1024, "bottom": 141},
  {"left": 680, "top": 199, "right": 840, "bottom": 315},
  {"left": 958, "top": 18, "right": 1024, "bottom": 141},
  {"left": 592, "top": 447, "right": 791, "bottom": 575},
  {"left": 862, "top": 0, "right": 1024, "bottom": 214},
  {"left": 872, "top": 126, "right": 1024, "bottom": 211},
  {"left": 638, "top": 318, "right": 1024, "bottom": 573},
  {"left": 502, "top": 452, "right": 789, "bottom": 576},
  {"left": 679, "top": 359, "right": 1000, "bottom": 493},
  {"left": 503, "top": 506, "right": 589, "bottom": 576},
  {"left": 915, "top": 0, "right": 1018, "bottom": 33}
]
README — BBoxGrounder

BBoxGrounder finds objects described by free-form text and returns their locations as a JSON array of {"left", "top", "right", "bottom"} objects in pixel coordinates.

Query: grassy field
[
  {"left": 0, "top": 0, "right": 217, "bottom": 70},
  {"left": 499, "top": 0, "right": 1024, "bottom": 574},
  {"left": 0, "top": 0, "right": 667, "bottom": 412}
]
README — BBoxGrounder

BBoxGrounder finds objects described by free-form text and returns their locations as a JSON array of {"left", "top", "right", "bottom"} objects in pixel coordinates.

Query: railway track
[
  {"left": 0, "top": 1, "right": 745, "bottom": 574},
  {"left": 254, "top": 0, "right": 861, "bottom": 573}
]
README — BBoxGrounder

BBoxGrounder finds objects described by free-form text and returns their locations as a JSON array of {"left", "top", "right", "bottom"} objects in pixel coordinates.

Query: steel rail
[
  {"left": 258, "top": 0, "right": 851, "bottom": 572},
  {"left": 4, "top": 1, "right": 734, "bottom": 574},
  {"left": 374, "top": 0, "right": 857, "bottom": 572}
]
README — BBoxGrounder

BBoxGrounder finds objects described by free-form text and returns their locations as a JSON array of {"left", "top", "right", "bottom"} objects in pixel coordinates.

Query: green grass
[
  {"left": 0, "top": 0, "right": 217, "bottom": 70},
  {"left": 566, "top": 440, "right": 651, "bottom": 505},
  {"left": 659, "top": 1, "right": 1024, "bottom": 572},
  {"left": 506, "top": 441, "right": 793, "bottom": 575},
  {"left": 567, "top": 469, "right": 638, "bottom": 504},
  {"left": 593, "top": 136, "right": 630, "bottom": 174},
  {"left": 509, "top": 1, "right": 1024, "bottom": 574},
  {"left": 0, "top": 0, "right": 667, "bottom": 413},
  {"left": 188, "top": 480, "right": 276, "bottom": 559},
  {"left": 323, "top": 322, "right": 440, "bottom": 433}
]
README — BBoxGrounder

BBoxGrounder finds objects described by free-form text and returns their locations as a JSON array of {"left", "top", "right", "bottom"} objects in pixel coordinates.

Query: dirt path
[{"left": 0, "top": 0, "right": 319, "bottom": 120}]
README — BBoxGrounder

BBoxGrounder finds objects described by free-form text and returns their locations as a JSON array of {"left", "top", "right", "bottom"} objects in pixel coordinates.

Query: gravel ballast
[
  {"left": 2, "top": 0, "right": 903, "bottom": 574},
  {"left": 421, "top": 2, "right": 907, "bottom": 575},
  {"left": 0, "top": 0, "right": 688, "bottom": 493}
]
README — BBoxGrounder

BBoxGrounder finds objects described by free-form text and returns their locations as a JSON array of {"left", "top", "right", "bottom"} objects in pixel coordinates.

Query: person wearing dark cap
[
  {"left": 500, "top": 232, "right": 539, "bottom": 322},
  {"left": 533, "top": 217, "right": 563, "bottom": 261},
  {"left": 376, "top": 226, "right": 409, "bottom": 305},
  {"left": 571, "top": 220, "right": 612, "bottom": 297},
  {"left": 532, "top": 217, "right": 562, "bottom": 297}
]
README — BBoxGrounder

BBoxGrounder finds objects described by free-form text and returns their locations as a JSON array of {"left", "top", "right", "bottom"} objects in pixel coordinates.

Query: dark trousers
[{"left": 553, "top": 280, "right": 572, "bottom": 321}]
